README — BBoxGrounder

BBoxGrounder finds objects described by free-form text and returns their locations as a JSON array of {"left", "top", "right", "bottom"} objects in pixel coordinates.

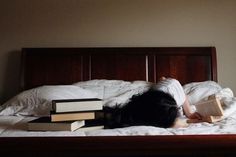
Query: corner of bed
[{"left": 1, "top": 47, "right": 236, "bottom": 157}]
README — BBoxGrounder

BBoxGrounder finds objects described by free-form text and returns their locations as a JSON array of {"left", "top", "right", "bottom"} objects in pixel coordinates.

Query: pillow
[
  {"left": 0, "top": 85, "right": 98, "bottom": 116},
  {"left": 73, "top": 79, "right": 131, "bottom": 87},
  {"left": 74, "top": 79, "right": 132, "bottom": 99},
  {"left": 74, "top": 79, "right": 151, "bottom": 108},
  {"left": 184, "top": 81, "right": 236, "bottom": 118},
  {"left": 214, "top": 88, "right": 235, "bottom": 117},
  {"left": 74, "top": 85, "right": 105, "bottom": 99},
  {"left": 183, "top": 81, "right": 222, "bottom": 105}
]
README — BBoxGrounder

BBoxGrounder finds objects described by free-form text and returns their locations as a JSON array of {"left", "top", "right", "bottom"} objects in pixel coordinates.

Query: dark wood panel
[
  {"left": 155, "top": 55, "right": 212, "bottom": 85},
  {"left": 21, "top": 47, "right": 217, "bottom": 90},
  {"left": 90, "top": 54, "right": 148, "bottom": 81},
  {"left": 1, "top": 135, "right": 236, "bottom": 157},
  {"left": 22, "top": 50, "right": 85, "bottom": 89}
]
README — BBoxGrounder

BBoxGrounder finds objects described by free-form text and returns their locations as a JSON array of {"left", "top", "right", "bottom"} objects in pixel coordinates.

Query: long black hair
[{"left": 104, "top": 89, "right": 178, "bottom": 128}]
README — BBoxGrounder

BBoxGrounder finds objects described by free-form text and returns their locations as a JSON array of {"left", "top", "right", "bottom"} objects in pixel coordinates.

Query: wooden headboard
[
  {"left": 3, "top": 47, "right": 236, "bottom": 157},
  {"left": 21, "top": 47, "right": 217, "bottom": 90}
]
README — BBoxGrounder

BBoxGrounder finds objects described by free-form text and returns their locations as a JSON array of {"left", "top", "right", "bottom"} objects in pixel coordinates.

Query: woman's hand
[
  {"left": 183, "top": 96, "right": 202, "bottom": 120},
  {"left": 188, "top": 112, "right": 202, "bottom": 120},
  {"left": 172, "top": 118, "right": 189, "bottom": 128}
]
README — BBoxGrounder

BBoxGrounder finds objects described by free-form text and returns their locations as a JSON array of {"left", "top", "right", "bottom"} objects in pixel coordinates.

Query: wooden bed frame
[{"left": 1, "top": 47, "right": 236, "bottom": 157}]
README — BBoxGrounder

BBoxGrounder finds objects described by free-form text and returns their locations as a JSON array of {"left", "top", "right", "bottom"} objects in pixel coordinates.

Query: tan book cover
[{"left": 51, "top": 112, "right": 95, "bottom": 122}]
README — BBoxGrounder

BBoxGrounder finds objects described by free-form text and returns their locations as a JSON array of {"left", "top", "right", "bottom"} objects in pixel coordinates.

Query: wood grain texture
[
  {"left": 21, "top": 47, "right": 217, "bottom": 90},
  {"left": 1, "top": 135, "right": 236, "bottom": 157}
]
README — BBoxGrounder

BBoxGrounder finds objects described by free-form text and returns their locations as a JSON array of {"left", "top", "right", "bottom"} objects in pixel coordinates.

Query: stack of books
[{"left": 28, "top": 98, "right": 104, "bottom": 131}]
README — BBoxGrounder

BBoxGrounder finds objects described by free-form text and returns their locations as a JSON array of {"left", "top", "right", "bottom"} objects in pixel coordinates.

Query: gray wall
[{"left": 0, "top": 0, "right": 235, "bottom": 103}]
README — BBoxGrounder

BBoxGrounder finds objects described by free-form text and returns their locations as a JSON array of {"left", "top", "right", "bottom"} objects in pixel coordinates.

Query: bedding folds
[{"left": 1, "top": 79, "right": 236, "bottom": 137}]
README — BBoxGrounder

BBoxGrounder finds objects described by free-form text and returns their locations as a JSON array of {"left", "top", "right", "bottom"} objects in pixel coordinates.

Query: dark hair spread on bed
[{"left": 104, "top": 89, "right": 178, "bottom": 128}]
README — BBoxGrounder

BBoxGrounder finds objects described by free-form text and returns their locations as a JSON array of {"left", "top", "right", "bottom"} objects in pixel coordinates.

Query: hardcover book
[
  {"left": 51, "top": 112, "right": 96, "bottom": 122},
  {"left": 27, "top": 117, "right": 85, "bottom": 131},
  {"left": 76, "top": 119, "right": 104, "bottom": 132},
  {"left": 52, "top": 98, "right": 103, "bottom": 113}
]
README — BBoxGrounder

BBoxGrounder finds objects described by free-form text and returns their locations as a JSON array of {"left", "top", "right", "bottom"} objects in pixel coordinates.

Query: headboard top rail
[{"left": 21, "top": 47, "right": 217, "bottom": 90}]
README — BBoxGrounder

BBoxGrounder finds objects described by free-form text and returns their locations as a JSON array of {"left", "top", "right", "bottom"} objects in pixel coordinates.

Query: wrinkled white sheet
[
  {"left": 1, "top": 79, "right": 236, "bottom": 137},
  {"left": 0, "top": 85, "right": 98, "bottom": 116},
  {"left": 1, "top": 115, "right": 236, "bottom": 137}
]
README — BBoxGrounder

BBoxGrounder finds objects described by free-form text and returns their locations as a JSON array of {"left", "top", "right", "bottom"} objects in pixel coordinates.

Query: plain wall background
[{"left": 0, "top": 0, "right": 235, "bottom": 104}]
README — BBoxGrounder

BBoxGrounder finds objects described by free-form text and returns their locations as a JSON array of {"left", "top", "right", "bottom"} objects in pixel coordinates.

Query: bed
[{"left": 1, "top": 47, "right": 236, "bottom": 157}]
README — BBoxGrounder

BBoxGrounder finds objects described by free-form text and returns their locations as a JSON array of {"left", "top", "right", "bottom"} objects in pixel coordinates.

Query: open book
[{"left": 187, "top": 97, "right": 224, "bottom": 123}]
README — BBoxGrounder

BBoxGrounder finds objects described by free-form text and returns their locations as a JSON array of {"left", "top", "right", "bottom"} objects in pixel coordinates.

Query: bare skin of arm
[
  {"left": 183, "top": 96, "right": 202, "bottom": 119},
  {"left": 160, "top": 77, "right": 201, "bottom": 119},
  {"left": 172, "top": 97, "right": 202, "bottom": 128},
  {"left": 159, "top": 76, "right": 202, "bottom": 128}
]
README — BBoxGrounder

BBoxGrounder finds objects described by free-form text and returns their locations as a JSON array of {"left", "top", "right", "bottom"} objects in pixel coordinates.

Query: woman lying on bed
[
  {"left": 104, "top": 77, "right": 202, "bottom": 129},
  {"left": 0, "top": 78, "right": 235, "bottom": 136}
]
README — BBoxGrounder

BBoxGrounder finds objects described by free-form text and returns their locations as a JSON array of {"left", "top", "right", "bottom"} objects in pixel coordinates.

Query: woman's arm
[{"left": 183, "top": 96, "right": 202, "bottom": 119}]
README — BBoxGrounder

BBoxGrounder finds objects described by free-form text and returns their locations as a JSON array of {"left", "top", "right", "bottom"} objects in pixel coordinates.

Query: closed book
[
  {"left": 28, "top": 117, "right": 85, "bottom": 131},
  {"left": 52, "top": 98, "right": 103, "bottom": 113},
  {"left": 51, "top": 112, "right": 96, "bottom": 122},
  {"left": 77, "top": 119, "right": 104, "bottom": 132}
]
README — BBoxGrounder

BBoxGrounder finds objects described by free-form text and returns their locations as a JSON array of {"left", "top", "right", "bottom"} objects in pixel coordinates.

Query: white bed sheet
[
  {"left": 1, "top": 79, "right": 236, "bottom": 137},
  {"left": 1, "top": 114, "right": 236, "bottom": 137}
]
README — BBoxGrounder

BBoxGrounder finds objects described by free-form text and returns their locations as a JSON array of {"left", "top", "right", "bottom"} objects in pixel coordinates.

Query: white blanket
[
  {"left": 1, "top": 115, "right": 236, "bottom": 137},
  {"left": 1, "top": 79, "right": 236, "bottom": 136}
]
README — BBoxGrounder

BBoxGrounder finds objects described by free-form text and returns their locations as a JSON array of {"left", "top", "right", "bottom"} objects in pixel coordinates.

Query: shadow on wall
[{"left": 2, "top": 50, "right": 21, "bottom": 104}]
